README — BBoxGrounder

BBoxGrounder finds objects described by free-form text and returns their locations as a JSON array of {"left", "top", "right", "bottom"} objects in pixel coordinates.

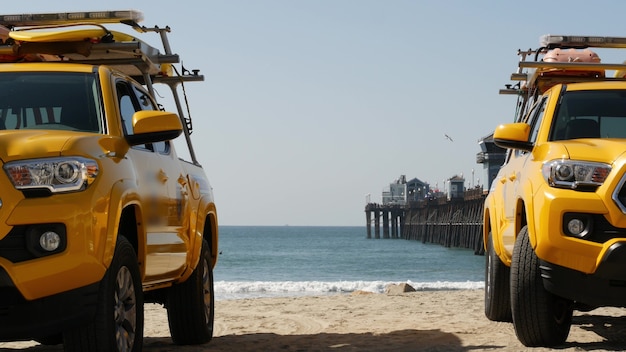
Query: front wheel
[
  {"left": 167, "top": 238, "right": 214, "bottom": 345},
  {"left": 64, "top": 236, "right": 144, "bottom": 352},
  {"left": 510, "top": 226, "right": 573, "bottom": 347}
]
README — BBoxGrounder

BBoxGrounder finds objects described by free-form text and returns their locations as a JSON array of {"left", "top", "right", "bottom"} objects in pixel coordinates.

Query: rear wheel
[
  {"left": 64, "top": 236, "right": 144, "bottom": 352},
  {"left": 484, "top": 232, "right": 512, "bottom": 322},
  {"left": 511, "top": 226, "right": 573, "bottom": 347},
  {"left": 167, "top": 238, "right": 214, "bottom": 345}
]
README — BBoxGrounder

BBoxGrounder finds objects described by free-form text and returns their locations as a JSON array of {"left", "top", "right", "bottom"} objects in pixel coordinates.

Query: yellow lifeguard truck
[
  {"left": 0, "top": 10, "right": 218, "bottom": 351},
  {"left": 484, "top": 34, "right": 626, "bottom": 347}
]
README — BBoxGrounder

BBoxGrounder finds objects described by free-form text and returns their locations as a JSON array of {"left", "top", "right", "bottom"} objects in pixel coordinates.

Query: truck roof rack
[
  {"left": 500, "top": 35, "right": 626, "bottom": 98},
  {"left": 0, "top": 10, "right": 204, "bottom": 165}
]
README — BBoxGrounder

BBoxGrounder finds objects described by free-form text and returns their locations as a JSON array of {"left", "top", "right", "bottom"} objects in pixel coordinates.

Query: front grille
[
  {"left": 0, "top": 224, "right": 67, "bottom": 263},
  {"left": 0, "top": 226, "right": 33, "bottom": 263},
  {"left": 586, "top": 214, "right": 626, "bottom": 243}
]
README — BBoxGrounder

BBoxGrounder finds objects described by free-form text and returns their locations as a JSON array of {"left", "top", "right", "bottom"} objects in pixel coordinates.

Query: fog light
[
  {"left": 567, "top": 219, "right": 585, "bottom": 237},
  {"left": 39, "top": 231, "right": 61, "bottom": 251},
  {"left": 24, "top": 223, "right": 66, "bottom": 258}
]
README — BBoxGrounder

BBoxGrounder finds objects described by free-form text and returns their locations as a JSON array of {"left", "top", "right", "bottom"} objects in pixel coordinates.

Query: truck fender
[
  {"left": 484, "top": 206, "right": 507, "bottom": 260},
  {"left": 177, "top": 196, "right": 218, "bottom": 282},
  {"left": 101, "top": 180, "right": 144, "bottom": 273},
  {"left": 520, "top": 180, "right": 537, "bottom": 249}
]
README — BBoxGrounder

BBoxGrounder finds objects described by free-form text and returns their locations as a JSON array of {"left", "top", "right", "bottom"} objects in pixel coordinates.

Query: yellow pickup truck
[
  {"left": 484, "top": 35, "right": 626, "bottom": 347},
  {"left": 0, "top": 10, "right": 218, "bottom": 351}
]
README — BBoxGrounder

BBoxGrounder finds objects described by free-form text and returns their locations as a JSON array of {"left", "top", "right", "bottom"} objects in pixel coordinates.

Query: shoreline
[
  {"left": 2, "top": 289, "right": 626, "bottom": 351},
  {"left": 212, "top": 280, "right": 485, "bottom": 301}
]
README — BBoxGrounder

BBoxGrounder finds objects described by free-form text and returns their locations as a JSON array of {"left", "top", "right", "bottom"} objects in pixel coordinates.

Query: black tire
[
  {"left": 484, "top": 232, "right": 512, "bottom": 322},
  {"left": 34, "top": 334, "right": 63, "bottom": 346},
  {"left": 510, "top": 226, "right": 573, "bottom": 347},
  {"left": 167, "top": 238, "right": 214, "bottom": 345},
  {"left": 64, "top": 236, "right": 144, "bottom": 352}
]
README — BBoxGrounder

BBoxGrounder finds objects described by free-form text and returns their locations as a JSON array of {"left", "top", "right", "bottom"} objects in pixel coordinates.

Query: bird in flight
[{"left": 444, "top": 134, "right": 453, "bottom": 142}]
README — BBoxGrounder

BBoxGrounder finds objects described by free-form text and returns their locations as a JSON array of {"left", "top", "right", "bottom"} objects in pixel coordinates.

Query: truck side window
[
  {"left": 508, "top": 97, "right": 546, "bottom": 159},
  {"left": 131, "top": 84, "right": 169, "bottom": 154},
  {"left": 528, "top": 97, "right": 547, "bottom": 144},
  {"left": 116, "top": 80, "right": 170, "bottom": 154},
  {"left": 116, "top": 83, "right": 136, "bottom": 135},
  {"left": 131, "top": 85, "right": 157, "bottom": 111}
]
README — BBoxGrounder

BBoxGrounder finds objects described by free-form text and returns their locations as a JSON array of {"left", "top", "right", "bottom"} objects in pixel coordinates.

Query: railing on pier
[{"left": 364, "top": 188, "right": 486, "bottom": 255}]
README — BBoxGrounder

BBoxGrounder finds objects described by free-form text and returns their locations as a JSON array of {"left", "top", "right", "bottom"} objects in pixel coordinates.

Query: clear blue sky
[{"left": 3, "top": 1, "right": 626, "bottom": 226}]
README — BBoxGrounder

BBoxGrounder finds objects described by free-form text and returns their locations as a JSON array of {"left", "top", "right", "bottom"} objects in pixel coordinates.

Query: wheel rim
[
  {"left": 114, "top": 266, "right": 137, "bottom": 352},
  {"left": 202, "top": 258, "right": 211, "bottom": 325}
]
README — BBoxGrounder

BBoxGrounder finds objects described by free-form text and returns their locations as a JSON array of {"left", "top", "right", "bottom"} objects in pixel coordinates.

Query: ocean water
[{"left": 214, "top": 226, "right": 485, "bottom": 300}]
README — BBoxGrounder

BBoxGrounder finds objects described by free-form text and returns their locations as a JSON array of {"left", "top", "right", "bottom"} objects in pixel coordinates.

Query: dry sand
[{"left": 2, "top": 289, "right": 626, "bottom": 351}]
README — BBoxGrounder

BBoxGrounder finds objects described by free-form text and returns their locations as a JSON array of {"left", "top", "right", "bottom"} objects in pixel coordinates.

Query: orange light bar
[{"left": 0, "top": 10, "right": 143, "bottom": 27}]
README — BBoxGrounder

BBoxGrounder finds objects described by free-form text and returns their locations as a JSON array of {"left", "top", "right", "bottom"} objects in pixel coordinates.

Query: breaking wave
[{"left": 215, "top": 280, "right": 483, "bottom": 300}]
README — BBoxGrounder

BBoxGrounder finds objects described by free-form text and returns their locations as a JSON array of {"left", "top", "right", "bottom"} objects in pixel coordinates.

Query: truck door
[
  {"left": 499, "top": 97, "right": 547, "bottom": 257},
  {"left": 150, "top": 139, "right": 191, "bottom": 274},
  {"left": 116, "top": 80, "right": 188, "bottom": 281}
]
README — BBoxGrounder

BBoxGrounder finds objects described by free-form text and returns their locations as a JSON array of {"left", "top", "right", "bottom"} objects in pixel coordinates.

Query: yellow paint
[{"left": 9, "top": 28, "right": 136, "bottom": 43}]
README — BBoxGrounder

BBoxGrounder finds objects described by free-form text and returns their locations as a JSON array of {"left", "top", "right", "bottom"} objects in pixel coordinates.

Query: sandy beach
[{"left": 2, "top": 289, "right": 626, "bottom": 351}]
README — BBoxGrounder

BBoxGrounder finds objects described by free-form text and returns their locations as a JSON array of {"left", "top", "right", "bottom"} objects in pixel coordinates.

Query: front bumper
[
  {"left": 531, "top": 183, "right": 621, "bottom": 274},
  {"left": 0, "top": 267, "right": 99, "bottom": 340},
  {"left": 540, "top": 241, "right": 626, "bottom": 307},
  {"left": 0, "top": 190, "right": 108, "bottom": 301}
]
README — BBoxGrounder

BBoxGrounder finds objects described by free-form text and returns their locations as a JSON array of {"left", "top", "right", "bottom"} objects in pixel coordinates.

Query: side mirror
[
  {"left": 493, "top": 122, "right": 533, "bottom": 151},
  {"left": 126, "top": 110, "right": 183, "bottom": 146}
]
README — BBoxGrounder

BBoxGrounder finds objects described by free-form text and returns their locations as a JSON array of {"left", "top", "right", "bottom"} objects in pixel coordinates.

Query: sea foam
[{"left": 214, "top": 280, "right": 484, "bottom": 300}]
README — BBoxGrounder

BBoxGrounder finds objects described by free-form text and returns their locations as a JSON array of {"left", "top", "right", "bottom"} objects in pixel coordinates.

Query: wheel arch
[
  {"left": 177, "top": 196, "right": 218, "bottom": 284},
  {"left": 116, "top": 205, "right": 145, "bottom": 277},
  {"left": 514, "top": 198, "right": 529, "bottom": 245},
  {"left": 484, "top": 207, "right": 508, "bottom": 260},
  {"left": 483, "top": 206, "right": 492, "bottom": 251},
  {"left": 102, "top": 181, "right": 146, "bottom": 276},
  {"left": 199, "top": 201, "right": 218, "bottom": 269}
]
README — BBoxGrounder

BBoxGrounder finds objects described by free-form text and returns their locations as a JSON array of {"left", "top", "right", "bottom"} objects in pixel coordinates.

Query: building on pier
[
  {"left": 447, "top": 175, "right": 465, "bottom": 200},
  {"left": 406, "top": 177, "right": 429, "bottom": 201},
  {"left": 381, "top": 175, "right": 430, "bottom": 205}
]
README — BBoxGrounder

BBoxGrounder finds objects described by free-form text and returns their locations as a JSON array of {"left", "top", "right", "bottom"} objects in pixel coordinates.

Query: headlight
[
  {"left": 542, "top": 159, "right": 611, "bottom": 190},
  {"left": 4, "top": 157, "right": 99, "bottom": 193}
]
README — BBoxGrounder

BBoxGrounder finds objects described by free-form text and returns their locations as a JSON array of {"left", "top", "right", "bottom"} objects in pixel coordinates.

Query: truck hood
[
  {"left": 558, "top": 139, "right": 626, "bottom": 164},
  {"left": 0, "top": 130, "right": 123, "bottom": 163}
]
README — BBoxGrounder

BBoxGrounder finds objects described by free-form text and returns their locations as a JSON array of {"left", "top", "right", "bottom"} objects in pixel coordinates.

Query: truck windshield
[
  {"left": 0, "top": 72, "right": 102, "bottom": 133},
  {"left": 551, "top": 90, "right": 626, "bottom": 140}
]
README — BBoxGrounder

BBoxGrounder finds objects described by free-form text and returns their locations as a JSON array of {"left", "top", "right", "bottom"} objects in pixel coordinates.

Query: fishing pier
[
  {"left": 364, "top": 134, "right": 505, "bottom": 255},
  {"left": 365, "top": 187, "right": 485, "bottom": 254}
]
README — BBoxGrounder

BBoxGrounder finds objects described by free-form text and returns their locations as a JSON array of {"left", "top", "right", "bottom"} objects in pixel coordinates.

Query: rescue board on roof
[
  {"left": 541, "top": 48, "right": 604, "bottom": 76},
  {"left": 534, "top": 47, "right": 604, "bottom": 92},
  {"left": 8, "top": 28, "right": 136, "bottom": 43}
]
